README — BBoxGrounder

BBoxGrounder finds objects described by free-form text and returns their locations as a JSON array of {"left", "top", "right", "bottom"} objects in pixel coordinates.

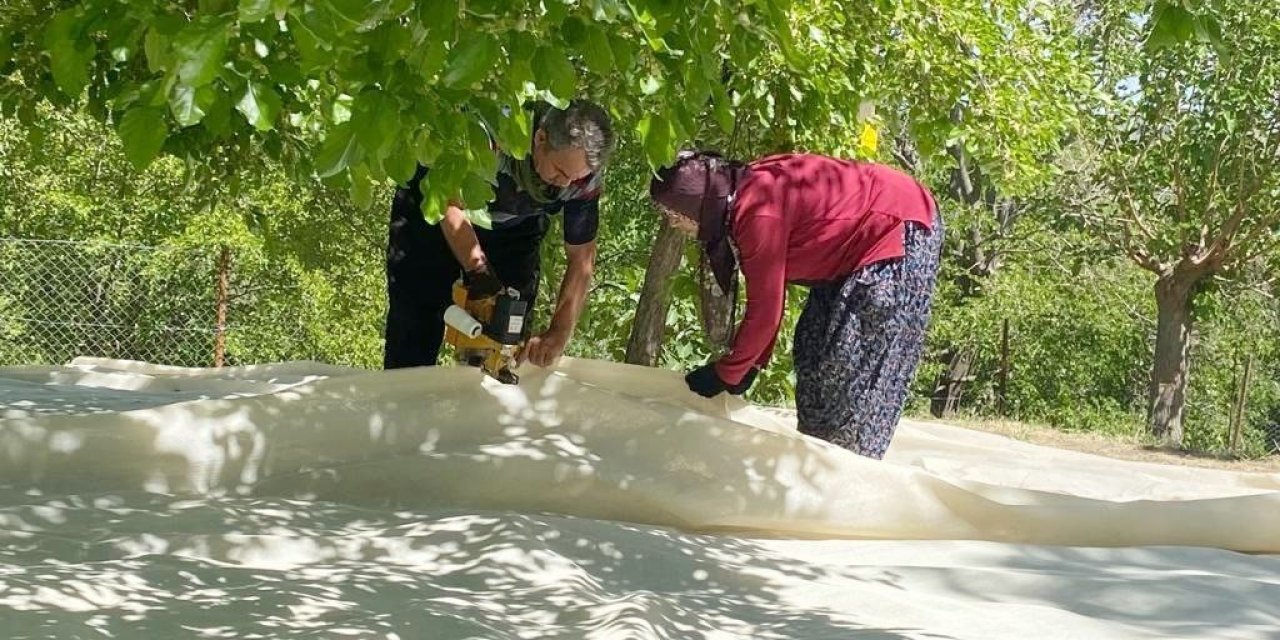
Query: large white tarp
[{"left": 2, "top": 357, "right": 1278, "bottom": 638}]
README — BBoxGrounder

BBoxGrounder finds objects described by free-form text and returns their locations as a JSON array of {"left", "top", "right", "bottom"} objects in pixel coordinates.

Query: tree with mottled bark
[{"left": 1078, "top": 0, "right": 1280, "bottom": 446}]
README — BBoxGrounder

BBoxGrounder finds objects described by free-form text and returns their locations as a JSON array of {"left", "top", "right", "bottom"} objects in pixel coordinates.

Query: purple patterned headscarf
[{"left": 648, "top": 150, "right": 749, "bottom": 294}]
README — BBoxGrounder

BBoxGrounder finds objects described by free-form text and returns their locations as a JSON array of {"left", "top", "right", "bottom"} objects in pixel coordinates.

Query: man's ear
[{"left": 532, "top": 128, "right": 547, "bottom": 148}]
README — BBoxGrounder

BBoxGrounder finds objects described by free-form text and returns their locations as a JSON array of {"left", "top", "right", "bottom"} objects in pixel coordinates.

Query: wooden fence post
[
  {"left": 997, "top": 318, "right": 1010, "bottom": 417},
  {"left": 1230, "top": 353, "right": 1254, "bottom": 454},
  {"left": 213, "top": 245, "right": 231, "bottom": 368}
]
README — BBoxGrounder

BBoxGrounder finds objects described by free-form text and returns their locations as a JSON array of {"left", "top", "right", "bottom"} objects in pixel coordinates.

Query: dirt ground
[{"left": 929, "top": 416, "right": 1280, "bottom": 473}]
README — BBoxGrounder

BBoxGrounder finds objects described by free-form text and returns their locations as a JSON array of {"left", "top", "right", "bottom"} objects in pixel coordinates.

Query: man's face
[{"left": 532, "top": 129, "right": 591, "bottom": 188}]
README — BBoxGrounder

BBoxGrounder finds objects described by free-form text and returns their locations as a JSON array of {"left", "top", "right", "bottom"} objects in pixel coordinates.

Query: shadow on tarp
[
  {"left": 0, "top": 489, "right": 939, "bottom": 639},
  {"left": 1, "top": 358, "right": 1279, "bottom": 553}
]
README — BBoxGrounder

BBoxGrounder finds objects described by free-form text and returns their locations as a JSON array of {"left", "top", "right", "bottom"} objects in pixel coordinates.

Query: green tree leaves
[
  {"left": 1072, "top": 0, "right": 1280, "bottom": 442},
  {"left": 239, "top": 0, "right": 274, "bottom": 24},
  {"left": 636, "top": 114, "right": 675, "bottom": 171},
  {"left": 1146, "top": 0, "right": 1224, "bottom": 52},
  {"left": 44, "top": 9, "right": 95, "bottom": 98},
  {"left": 420, "top": 150, "right": 466, "bottom": 222},
  {"left": 532, "top": 46, "right": 577, "bottom": 104},
  {"left": 349, "top": 89, "right": 400, "bottom": 156},
  {"left": 236, "top": 82, "right": 282, "bottom": 131},
  {"left": 1087, "top": 0, "right": 1279, "bottom": 273},
  {"left": 170, "top": 84, "right": 216, "bottom": 127},
  {"left": 495, "top": 105, "right": 533, "bottom": 160},
  {"left": 442, "top": 34, "right": 500, "bottom": 89},
  {"left": 418, "top": 1, "right": 457, "bottom": 32},
  {"left": 10, "top": 0, "right": 1090, "bottom": 222},
  {"left": 118, "top": 107, "right": 169, "bottom": 170},
  {"left": 581, "top": 27, "right": 615, "bottom": 76},
  {"left": 0, "top": 30, "right": 12, "bottom": 68},
  {"left": 174, "top": 19, "right": 229, "bottom": 88},
  {"left": 316, "top": 122, "right": 360, "bottom": 179}
]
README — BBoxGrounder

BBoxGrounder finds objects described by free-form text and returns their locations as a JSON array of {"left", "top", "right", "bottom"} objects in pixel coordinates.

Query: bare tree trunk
[
  {"left": 1229, "top": 354, "right": 1254, "bottom": 454},
  {"left": 625, "top": 221, "right": 685, "bottom": 366},
  {"left": 931, "top": 348, "right": 975, "bottom": 418},
  {"left": 1149, "top": 274, "right": 1196, "bottom": 446},
  {"left": 697, "top": 263, "right": 734, "bottom": 349},
  {"left": 214, "top": 245, "right": 231, "bottom": 368}
]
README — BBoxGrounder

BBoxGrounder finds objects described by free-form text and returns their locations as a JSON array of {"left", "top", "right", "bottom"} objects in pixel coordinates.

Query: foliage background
[
  {"left": 3, "top": 109, "right": 1277, "bottom": 457},
  {"left": 2, "top": 1, "right": 1277, "bottom": 456}
]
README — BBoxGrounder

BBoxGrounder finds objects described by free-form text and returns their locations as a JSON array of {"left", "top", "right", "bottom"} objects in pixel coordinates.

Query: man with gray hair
[{"left": 383, "top": 99, "right": 615, "bottom": 370}]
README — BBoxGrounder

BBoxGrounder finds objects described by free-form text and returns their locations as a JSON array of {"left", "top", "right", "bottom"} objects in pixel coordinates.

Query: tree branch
[
  {"left": 891, "top": 135, "right": 921, "bottom": 174},
  {"left": 1203, "top": 170, "right": 1265, "bottom": 267},
  {"left": 1120, "top": 220, "right": 1164, "bottom": 273},
  {"left": 1170, "top": 153, "right": 1190, "bottom": 225},
  {"left": 1118, "top": 185, "right": 1159, "bottom": 242},
  {"left": 948, "top": 143, "right": 976, "bottom": 203},
  {"left": 1127, "top": 248, "right": 1164, "bottom": 274},
  {"left": 1206, "top": 134, "right": 1230, "bottom": 211},
  {"left": 1225, "top": 207, "right": 1280, "bottom": 269},
  {"left": 892, "top": 147, "right": 916, "bottom": 172}
]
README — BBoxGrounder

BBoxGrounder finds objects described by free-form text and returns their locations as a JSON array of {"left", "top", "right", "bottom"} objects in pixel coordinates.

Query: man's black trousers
[{"left": 383, "top": 186, "right": 547, "bottom": 369}]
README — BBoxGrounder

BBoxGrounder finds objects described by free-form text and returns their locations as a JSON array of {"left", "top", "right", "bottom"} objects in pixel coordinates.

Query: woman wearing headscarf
[{"left": 649, "top": 151, "right": 944, "bottom": 459}]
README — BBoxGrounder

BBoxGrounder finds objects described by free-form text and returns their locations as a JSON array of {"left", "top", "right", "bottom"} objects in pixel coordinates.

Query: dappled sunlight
[
  {"left": 3, "top": 357, "right": 1280, "bottom": 637},
  {"left": 752, "top": 539, "right": 1280, "bottom": 638},
  {"left": 4, "top": 491, "right": 1276, "bottom": 638},
  {"left": 0, "top": 493, "right": 930, "bottom": 638},
  {"left": 3, "top": 357, "right": 1280, "bottom": 549}
]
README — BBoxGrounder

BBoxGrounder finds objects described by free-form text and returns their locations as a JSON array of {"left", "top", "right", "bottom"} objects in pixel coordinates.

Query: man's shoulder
[{"left": 561, "top": 172, "right": 603, "bottom": 203}]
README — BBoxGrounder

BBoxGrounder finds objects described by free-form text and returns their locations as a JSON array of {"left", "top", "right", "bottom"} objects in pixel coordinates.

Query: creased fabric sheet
[{"left": 1, "top": 357, "right": 1277, "bottom": 639}]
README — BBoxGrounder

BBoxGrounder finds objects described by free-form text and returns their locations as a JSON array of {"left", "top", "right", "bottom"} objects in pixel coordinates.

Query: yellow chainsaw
[{"left": 442, "top": 279, "right": 528, "bottom": 384}]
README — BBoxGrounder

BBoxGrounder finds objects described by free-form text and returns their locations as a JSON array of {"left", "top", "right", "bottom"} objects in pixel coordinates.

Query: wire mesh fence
[
  {"left": 2, "top": 236, "right": 1275, "bottom": 455},
  {"left": 0, "top": 238, "right": 328, "bottom": 368}
]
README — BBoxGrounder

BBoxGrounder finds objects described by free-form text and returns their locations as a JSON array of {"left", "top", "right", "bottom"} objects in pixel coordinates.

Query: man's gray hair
[{"left": 540, "top": 100, "right": 615, "bottom": 172}]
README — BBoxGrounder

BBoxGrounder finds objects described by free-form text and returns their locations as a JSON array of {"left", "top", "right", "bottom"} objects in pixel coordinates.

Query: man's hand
[
  {"left": 521, "top": 240, "right": 595, "bottom": 369},
  {"left": 463, "top": 267, "right": 503, "bottom": 300},
  {"left": 520, "top": 328, "right": 569, "bottom": 367}
]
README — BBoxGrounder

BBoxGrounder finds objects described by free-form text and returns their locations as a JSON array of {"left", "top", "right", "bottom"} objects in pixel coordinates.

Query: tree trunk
[
  {"left": 931, "top": 348, "right": 975, "bottom": 418},
  {"left": 697, "top": 262, "right": 734, "bottom": 349},
  {"left": 624, "top": 221, "right": 685, "bottom": 366},
  {"left": 1148, "top": 274, "right": 1196, "bottom": 446}
]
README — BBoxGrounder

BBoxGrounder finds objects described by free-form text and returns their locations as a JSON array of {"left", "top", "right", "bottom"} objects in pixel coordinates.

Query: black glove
[
  {"left": 727, "top": 366, "right": 760, "bottom": 396},
  {"left": 685, "top": 363, "right": 728, "bottom": 398},
  {"left": 463, "top": 266, "right": 504, "bottom": 300}
]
